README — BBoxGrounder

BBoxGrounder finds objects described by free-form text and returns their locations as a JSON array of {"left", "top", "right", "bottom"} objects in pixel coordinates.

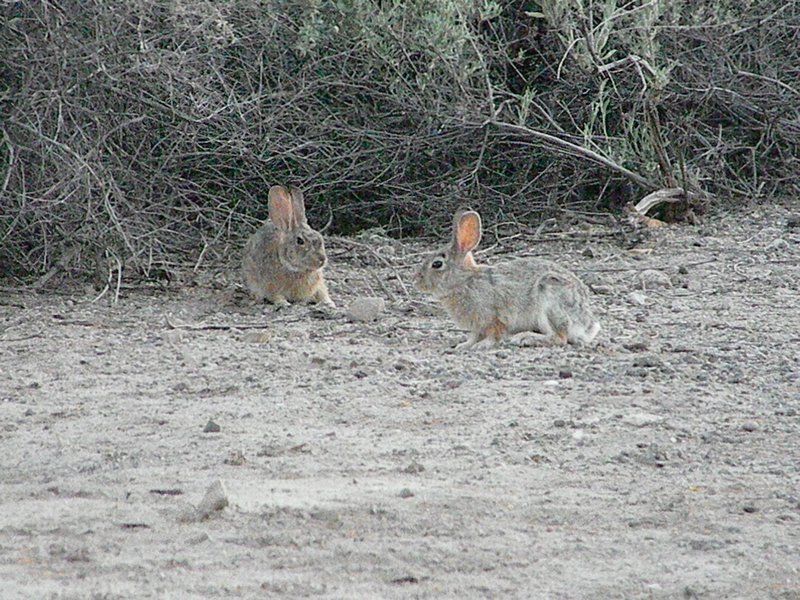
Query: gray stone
[
  {"left": 347, "top": 297, "right": 386, "bottom": 322},
  {"left": 627, "top": 291, "right": 648, "bottom": 306},
  {"left": 197, "top": 480, "right": 229, "bottom": 519},
  {"left": 637, "top": 269, "right": 672, "bottom": 290}
]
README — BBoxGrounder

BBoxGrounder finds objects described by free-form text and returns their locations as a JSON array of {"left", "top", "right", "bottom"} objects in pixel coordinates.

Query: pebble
[
  {"left": 632, "top": 354, "right": 664, "bottom": 368},
  {"left": 741, "top": 421, "right": 758, "bottom": 432},
  {"left": 398, "top": 488, "right": 414, "bottom": 499},
  {"left": 684, "top": 277, "right": 704, "bottom": 292},
  {"left": 196, "top": 480, "right": 229, "bottom": 519},
  {"left": 203, "top": 419, "right": 221, "bottom": 433},
  {"left": 186, "top": 532, "right": 210, "bottom": 545},
  {"left": 623, "top": 341, "right": 649, "bottom": 352},
  {"left": 223, "top": 450, "right": 246, "bottom": 465},
  {"left": 637, "top": 269, "right": 672, "bottom": 290},
  {"left": 347, "top": 297, "right": 386, "bottom": 322},
  {"left": 403, "top": 462, "right": 425, "bottom": 474},
  {"left": 243, "top": 331, "right": 271, "bottom": 343},
  {"left": 627, "top": 291, "right": 648, "bottom": 306},
  {"left": 765, "top": 238, "right": 789, "bottom": 252}
]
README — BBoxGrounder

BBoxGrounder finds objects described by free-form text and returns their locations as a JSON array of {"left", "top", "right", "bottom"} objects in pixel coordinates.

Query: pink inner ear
[
  {"left": 268, "top": 187, "right": 296, "bottom": 230},
  {"left": 456, "top": 212, "right": 481, "bottom": 252},
  {"left": 461, "top": 253, "right": 478, "bottom": 269}
]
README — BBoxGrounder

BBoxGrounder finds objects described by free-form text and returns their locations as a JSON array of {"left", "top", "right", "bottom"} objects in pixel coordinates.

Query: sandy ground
[{"left": 1, "top": 206, "right": 799, "bottom": 599}]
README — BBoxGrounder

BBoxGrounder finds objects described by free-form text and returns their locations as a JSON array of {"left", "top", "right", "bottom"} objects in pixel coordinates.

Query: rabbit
[
  {"left": 242, "top": 185, "right": 334, "bottom": 308},
  {"left": 414, "top": 209, "right": 600, "bottom": 349}
]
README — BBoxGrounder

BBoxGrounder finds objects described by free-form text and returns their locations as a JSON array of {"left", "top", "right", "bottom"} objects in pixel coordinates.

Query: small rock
[
  {"left": 742, "top": 504, "right": 758, "bottom": 514},
  {"left": 632, "top": 354, "right": 664, "bottom": 368},
  {"left": 637, "top": 269, "right": 672, "bottom": 290},
  {"left": 627, "top": 291, "right": 648, "bottom": 306},
  {"left": 623, "top": 341, "right": 649, "bottom": 352},
  {"left": 558, "top": 369, "right": 573, "bottom": 379},
  {"left": 398, "top": 488, "right": 414, "bottom": 499},
  {"left": 186, "top": 532, "right": 210, "bottom": 545},
  {"left": 741, "top": 421, "right": 758, "bottom": 432},
  {"left": 347, "top": 297, "right": 386, "bottom": 322},
  {"left": 581, "top": 246, "right": 596, "bottom": 258},
  {"left": 635, "top": 443, "right": 669, "bottom": 467},
  {"left": 677, "top": 265, "right": 689, "bottom": 275},
  {"left": 197, "top": 480, "right": 229, "bottom": 519},
  {"left": 553, "top": 419, "right": 567, "bottom": 428},
  {"left": 203, "top": 420, "right": 220, "bottom": 433},
  {"left": 403, "top": 461, "right": 425, "bottom": 474},
  {"left": 765, "top": 238, "right": 790, "bottom": 253},
  {"left": 223, "top": 450, "right": 246, "bottom": 465},
  {"left": 243, "top": 331, "right": 272, "bottom": 343}
]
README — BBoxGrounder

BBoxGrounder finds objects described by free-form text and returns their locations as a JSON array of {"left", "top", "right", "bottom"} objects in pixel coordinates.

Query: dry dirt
[{"left": 1, "top": 206, "right": 799, "bottom": 599}]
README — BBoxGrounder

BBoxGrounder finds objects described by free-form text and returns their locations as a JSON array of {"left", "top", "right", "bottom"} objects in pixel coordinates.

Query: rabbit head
[
  {"left": 269, "top": 185, "right": 328, "bottom": 273},
  {"left": 415, "top": 209, "right": 481, "bottom": 295}
]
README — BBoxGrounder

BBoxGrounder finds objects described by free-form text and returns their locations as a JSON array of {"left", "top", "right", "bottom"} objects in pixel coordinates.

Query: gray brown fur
[
  {"left": 414, "top": 210, "right": 600, "bottom": 349},
  {"left": 242, "top": 185, "right": 334, "bottom": 307}
]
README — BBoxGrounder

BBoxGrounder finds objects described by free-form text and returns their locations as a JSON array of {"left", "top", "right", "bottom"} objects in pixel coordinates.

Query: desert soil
[{"left": 1, "top": 205, "right": 798, "bottom": 599}]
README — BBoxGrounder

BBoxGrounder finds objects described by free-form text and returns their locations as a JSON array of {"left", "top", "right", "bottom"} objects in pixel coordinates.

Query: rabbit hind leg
[
  {"left": 457, "top": 318, "right": 506, "bottom": 350},
  {"left": 509, "top": 331, "right": 550, "bottom": 347}
]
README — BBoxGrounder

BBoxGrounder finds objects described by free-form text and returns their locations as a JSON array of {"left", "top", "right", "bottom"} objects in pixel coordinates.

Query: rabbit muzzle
[
  {"left": 313, "top": 252, "right": 327, "bottom": 270},
  {"left": 413, "top": 268, "right": 430, "bottom": 292}
]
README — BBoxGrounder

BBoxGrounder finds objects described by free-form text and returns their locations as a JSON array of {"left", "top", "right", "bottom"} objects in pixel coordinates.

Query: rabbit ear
[
  {"left": 268, "top": 185, "right": 296, "bottom": 231},
  {"left": 453, "top": 210, "right": 481, "bottom": 253},
  {"left": 289, "top": 186, "right": 307, "bottom": 225}
]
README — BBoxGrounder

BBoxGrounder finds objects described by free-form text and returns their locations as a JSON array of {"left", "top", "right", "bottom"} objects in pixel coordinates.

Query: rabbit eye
[
  {"left": 431, "top": 259, "right": 444, "bottom": 269},
  {"left": 296, "top": 236, "right": 305, "bottom": 246}
]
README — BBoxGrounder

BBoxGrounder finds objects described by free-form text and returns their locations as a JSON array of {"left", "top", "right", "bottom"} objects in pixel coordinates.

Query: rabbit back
[{"left": 495, "top": 258, "right": 600, "bottom": 344}]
